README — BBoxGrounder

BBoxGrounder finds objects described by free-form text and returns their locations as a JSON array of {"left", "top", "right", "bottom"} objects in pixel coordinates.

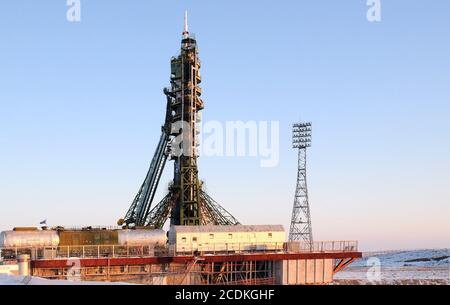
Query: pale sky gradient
[{"left": 0, "top": 1, "right": 449, "bottom": 251}]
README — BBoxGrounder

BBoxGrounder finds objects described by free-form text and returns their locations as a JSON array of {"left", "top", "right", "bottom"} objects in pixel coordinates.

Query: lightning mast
[{"left": 289, "top": 122, "right": 313, "bottom": 244}]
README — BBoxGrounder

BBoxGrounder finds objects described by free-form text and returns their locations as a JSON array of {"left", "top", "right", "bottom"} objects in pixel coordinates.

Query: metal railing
[
  {"left": 289, "top": 240, "right": 359, "bottom": 253},
  {"left": 169, "top": 240, "right": 358, "bottom": 256},
  {"left": 0, "top": 245, "right": 168, "bottom": 261},
  {"left": 0, "top": 240, "right": 358, "bottom": 261}
]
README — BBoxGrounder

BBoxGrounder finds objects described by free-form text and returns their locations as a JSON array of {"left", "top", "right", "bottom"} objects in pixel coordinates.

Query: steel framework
[
  {"left": 289, "top": 122, "right": 313, "bottom": 244},
  {"left": 29, "top": 250, "right": 362, "bottom": 284},
  {"left": 118, "top": 12, "right": 239, "bottom": 228}
]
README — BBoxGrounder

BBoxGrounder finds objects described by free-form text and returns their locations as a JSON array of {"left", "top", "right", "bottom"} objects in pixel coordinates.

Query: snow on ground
[
  {"left": 334, "top": 249, "right": 450, "bottom": 285},
  {"left": 347, "top": 249, "right": 450, "bottom": 268}
]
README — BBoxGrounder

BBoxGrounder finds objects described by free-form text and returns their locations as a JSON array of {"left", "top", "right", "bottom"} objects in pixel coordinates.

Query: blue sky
[{"left": 0, "top": 1, "right": 449, "bottom": 251}]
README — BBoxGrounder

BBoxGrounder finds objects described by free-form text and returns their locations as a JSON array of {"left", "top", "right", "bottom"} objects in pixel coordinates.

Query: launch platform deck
[{"left": 1, "top": 241, "right": 361, "bottom": 285}]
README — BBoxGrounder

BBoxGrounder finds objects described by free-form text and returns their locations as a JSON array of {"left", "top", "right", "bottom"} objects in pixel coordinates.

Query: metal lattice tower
[
  {"left": 289, "top": 122, "right": 313, "bottom": 243},
  {"left": 118, "top": 12, "right": 239, "bottom": 228}
]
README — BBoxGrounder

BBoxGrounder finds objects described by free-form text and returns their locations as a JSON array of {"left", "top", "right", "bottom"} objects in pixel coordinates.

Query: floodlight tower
[{"left": 289, "top": 122, "right": 313, "bottom": 244}]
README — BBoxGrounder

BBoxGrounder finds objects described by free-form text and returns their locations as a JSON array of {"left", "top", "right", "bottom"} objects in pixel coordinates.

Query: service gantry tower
[
  {"left": 169, "top": 11, "right": 204, "bottom": 226},
  {"left": 119, "top": 12, "right": 239, "bottom": 228}
]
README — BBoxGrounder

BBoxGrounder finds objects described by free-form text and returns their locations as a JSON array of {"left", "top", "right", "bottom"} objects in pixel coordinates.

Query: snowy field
[{"left": 334, "top": 249, "right": 450, "bottom": 285}]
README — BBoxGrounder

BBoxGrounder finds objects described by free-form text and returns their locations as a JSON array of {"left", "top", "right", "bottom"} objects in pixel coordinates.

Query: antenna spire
[{"left": 183, "top": 11, "right": 189, "bottom": 38}]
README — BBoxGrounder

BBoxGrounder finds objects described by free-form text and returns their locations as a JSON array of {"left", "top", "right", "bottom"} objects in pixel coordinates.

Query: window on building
[
  {"left": 268, "top": 233, "right": 273, "bottom": 238},
  {"left": 209, "top": 234, "right": 214, "bottom": 239},
  {"left": 192, "top": 237, "right": 197, "bottom": 242},
  {"left": 228, "top": 233, "right": 233, "bottom": 239},
  {"left": 181, "top": 237, "right": 187, "bottom": 243}
]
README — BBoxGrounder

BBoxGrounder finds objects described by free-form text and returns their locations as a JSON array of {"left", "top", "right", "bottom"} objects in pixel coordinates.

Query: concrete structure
[
  {"left": 275, "top": 258, "right": 334, "bottom": 284},
  {"left": 18, "top": 254, "right": 30, "bottom": 276}
]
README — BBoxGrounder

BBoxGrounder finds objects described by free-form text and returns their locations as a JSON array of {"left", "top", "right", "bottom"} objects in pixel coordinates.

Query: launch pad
[
  {"left": 3, "top": 240, "right": 361, "bottom": 285},
  {"left": 0, "top": 13, "right": 362, "bottom": 285}
]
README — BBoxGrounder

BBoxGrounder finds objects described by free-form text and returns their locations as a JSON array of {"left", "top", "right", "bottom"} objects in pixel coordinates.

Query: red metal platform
[{"left": 31, "top": 251, "right": 362, "bottom": 269}]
